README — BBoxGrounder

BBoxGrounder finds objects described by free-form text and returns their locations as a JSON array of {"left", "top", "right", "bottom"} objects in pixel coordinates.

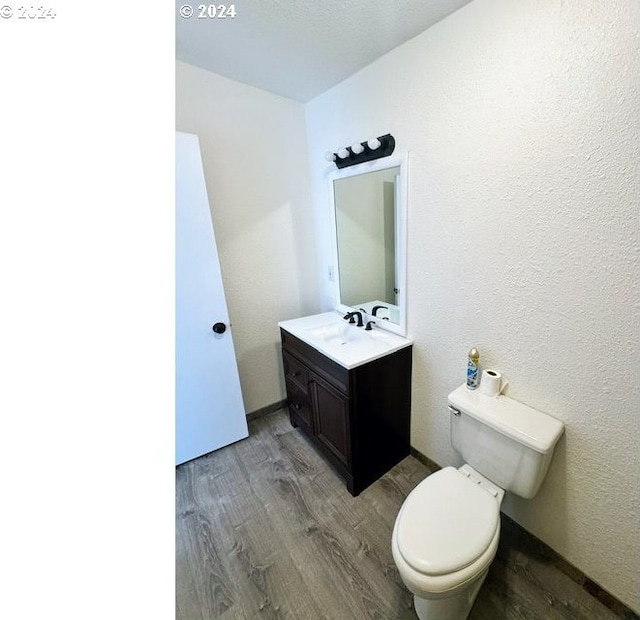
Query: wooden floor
[{"left": 176, "top": 409, "right": 624, "bottom": 620}]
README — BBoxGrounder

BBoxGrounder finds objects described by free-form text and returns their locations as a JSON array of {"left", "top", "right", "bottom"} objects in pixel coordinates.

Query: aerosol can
[{"left": 466, "top": 348, "right": 480, "bottom": 390}]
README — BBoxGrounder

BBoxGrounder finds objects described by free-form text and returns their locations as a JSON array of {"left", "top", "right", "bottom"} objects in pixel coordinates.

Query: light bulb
[
  {"left": 324, "top": 151, "right": 336, "bottom": 162},
  {"left": 337, "top": 148, "right": 350, "bottom": 159},
  {"left": 367, "top": 138, "right": 381, "bottom": 150},
  {"left": 351, "top": 143, "right": 364, "bottom": 155}
]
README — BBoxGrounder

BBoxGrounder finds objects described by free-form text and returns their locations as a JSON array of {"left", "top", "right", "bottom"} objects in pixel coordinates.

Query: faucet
[
  {"left": 343, "top": 311, "right": 364, "bottom": 327},
  {"left": 372, "top": 305, "right": 388, "bottom": 317}
]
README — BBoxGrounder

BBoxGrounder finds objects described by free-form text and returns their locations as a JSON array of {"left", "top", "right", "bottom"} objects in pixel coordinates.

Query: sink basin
[
  {"left": 306, "top": 323, "right": 346, "bottom": 342},
  {"left": 307, "top": 322, "right": 399, "bottom": 346},
  {"left": 278, "top": 312, "right": 412, "bottom": 369}
]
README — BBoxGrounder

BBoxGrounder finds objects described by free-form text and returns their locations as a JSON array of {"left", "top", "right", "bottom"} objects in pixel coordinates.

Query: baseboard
[
  {"left": 247, "top": 400, "right": 287, "bottom": 422},
  {"left": 409, "top": 446, "right": 441, "bottom": 474},
  {"left": 408, "top": 447, "right": 639, "bottom": 619}
]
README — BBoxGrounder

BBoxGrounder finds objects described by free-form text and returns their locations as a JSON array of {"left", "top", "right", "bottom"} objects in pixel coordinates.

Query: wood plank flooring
[{"left": 176, "top": 409, "right": 627, "bottom": 620}]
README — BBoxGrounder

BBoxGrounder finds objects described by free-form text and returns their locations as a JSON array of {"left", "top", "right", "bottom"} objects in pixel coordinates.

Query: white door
[{"left": 175, "top": 131, "right": 248, "bottom": 465}]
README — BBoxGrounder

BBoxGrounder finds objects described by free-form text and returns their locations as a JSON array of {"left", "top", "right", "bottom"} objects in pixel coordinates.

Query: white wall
[
  {"left": 176, "top": 62, "right": 319, "bottom": 413},
  {"left": 306, "top": 0, "right": 640, "bottom": 611}
]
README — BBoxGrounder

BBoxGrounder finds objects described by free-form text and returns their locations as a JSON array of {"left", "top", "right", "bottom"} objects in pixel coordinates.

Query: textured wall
[
  {"left": 176, "top": 62, "right": 319, "bottom": 413},
  {"left": 306, "top": 0, "right": 639, "bottom": 611}
]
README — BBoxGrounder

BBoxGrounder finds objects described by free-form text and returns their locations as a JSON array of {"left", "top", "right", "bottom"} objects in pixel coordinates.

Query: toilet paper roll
[{"left": 480, "top": 369, "right": 506, "bottom": 397}]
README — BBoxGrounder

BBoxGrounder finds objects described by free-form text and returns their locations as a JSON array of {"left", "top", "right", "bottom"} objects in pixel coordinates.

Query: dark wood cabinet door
[
  {"left": 281, "top": 329, "right": 411, "bottom": 496},
  {"left": 309, "top": 372, "right": 350, "bottom": 468}
]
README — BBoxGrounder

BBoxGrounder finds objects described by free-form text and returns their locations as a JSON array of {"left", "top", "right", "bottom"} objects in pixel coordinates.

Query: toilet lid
[{"left": 396, "top": 467, "right": 500, "bottom": 576}]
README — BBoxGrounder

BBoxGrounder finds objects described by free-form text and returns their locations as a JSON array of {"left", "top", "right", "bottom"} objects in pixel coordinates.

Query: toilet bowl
[
  {"left": 392, "top": 466, "right": 503, "bottom": 620},
  {"left": 391, "top": 384, "right": 564, "bottom": 620}
]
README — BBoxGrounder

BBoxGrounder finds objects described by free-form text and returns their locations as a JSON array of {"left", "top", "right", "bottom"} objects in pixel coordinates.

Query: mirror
[{"left": 329, "top": 154, "right": 408, "bottom": 336}]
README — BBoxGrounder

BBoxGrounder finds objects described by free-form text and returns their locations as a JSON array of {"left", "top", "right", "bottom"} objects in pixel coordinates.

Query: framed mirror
[{"left": 328, "top": 153, "right": 408, "bottom": 336}]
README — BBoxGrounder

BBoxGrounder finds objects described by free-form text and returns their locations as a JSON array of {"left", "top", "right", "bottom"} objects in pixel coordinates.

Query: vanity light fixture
[{"left": 327, "top": 133, "right": 396, "bottom": 169}]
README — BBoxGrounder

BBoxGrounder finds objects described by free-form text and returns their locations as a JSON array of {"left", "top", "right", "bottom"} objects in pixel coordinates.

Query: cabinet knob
[{"left": 212, "top": 322, "right": 227, "bottom": 334}]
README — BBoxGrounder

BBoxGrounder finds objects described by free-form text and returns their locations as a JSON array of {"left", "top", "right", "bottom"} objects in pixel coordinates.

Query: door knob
[{"left": 212, "top": 322, "right": 227, "bottom": 334}]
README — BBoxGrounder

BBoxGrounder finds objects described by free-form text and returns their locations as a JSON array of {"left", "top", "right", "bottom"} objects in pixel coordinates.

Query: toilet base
[{"left": 412, "top": 571, "right": 488, "bottom": 620}]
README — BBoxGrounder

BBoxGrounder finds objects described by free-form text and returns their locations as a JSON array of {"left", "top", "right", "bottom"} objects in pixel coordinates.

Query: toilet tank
[{"left": 448, "top": 384, "right": 564, "bottom": 499}]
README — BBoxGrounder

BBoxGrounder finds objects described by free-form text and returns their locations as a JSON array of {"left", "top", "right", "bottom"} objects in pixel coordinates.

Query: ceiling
[{"left": 175, "top": 0, "right": 472, "bottom": 102}]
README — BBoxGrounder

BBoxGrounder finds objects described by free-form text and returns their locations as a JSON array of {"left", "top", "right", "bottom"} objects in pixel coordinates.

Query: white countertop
[{"left": 278, "top": 311, "right": 412, "bottom": 369}]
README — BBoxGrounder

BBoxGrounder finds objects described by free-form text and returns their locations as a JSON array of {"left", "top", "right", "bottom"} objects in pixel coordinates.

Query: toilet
[{"left": 392, "top": 384, "right": 564, "bottom": 620}]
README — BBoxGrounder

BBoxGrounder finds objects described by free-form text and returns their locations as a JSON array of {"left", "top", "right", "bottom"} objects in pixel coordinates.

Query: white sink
[{"left": 278, "top": 312, "right": 412, "bottom": 369}]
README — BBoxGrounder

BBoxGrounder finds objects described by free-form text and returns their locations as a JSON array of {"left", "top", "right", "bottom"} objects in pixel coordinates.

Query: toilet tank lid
[{"left": 448, "top": 384, "right": 564, "bottom": 454}]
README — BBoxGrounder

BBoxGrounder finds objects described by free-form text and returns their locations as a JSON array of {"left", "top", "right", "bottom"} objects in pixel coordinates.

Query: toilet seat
[{"left": 395, "top": 467, "right": 501, "bottom": 576}]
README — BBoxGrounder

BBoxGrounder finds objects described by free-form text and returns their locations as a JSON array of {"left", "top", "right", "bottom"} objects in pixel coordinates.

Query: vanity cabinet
[{"left": 281, "top": 329, "right": 412, "bottom": 496}]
